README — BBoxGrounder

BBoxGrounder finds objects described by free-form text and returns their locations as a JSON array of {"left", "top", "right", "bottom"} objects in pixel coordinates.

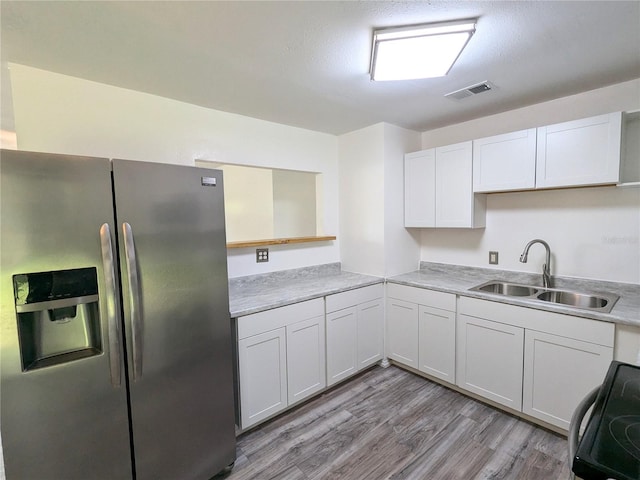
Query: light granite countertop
[
  {"left": 228, "top": 262, "right": 639, "bottom": 327},
  {"left": 388, "top": 262, "right": 640, "bottom": 327},
  {"left": 228, "top": 263, "right": 383, "bottom": 318}
]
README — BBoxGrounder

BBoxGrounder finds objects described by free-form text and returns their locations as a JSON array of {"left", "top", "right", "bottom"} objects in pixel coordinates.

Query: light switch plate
[{"left": 489, "top": 251, "right": 499, "bottom": 265}]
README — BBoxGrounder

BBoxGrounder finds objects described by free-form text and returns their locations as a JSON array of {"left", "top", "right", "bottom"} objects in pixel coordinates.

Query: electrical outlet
[
  {"left": 489, "top": 251, "right": 499, "bottom": 265},
  {"left": 256, "top": 248, "right": 269, "bottom": 263}
]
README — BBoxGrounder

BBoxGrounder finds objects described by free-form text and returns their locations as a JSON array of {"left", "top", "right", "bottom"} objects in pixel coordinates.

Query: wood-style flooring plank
[{"left": 216, "top": 366, "right": 571, "bottom": 480}]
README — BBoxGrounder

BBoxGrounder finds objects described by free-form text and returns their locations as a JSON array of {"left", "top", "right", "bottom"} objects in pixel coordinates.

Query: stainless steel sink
[
  {"left": 469, "top": 280, "right": 619, "bottom": 313},
  {"left": 536, "top": 290, "right": 612, "bottom": 310},
  {"left": 474, "top": 282, "right": 540, "bottom": 297}
]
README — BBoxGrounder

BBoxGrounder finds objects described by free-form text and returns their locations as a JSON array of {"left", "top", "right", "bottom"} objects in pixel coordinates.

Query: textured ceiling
[{"left": 2, "top": 1, "right": 639, "bottom": 135}]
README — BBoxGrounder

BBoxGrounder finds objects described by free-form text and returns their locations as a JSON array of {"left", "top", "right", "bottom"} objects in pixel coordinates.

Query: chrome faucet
[{"left": 519, "top": 239, "right": 552, "bottom": 288}]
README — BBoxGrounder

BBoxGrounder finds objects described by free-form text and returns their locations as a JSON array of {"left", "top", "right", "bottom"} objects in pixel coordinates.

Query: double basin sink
[{"left": 469, "top": 280, "right": 619, "bottom": 314}]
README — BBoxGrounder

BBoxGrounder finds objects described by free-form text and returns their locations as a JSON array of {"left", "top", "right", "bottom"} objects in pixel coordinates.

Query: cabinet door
[
  {"left": 536, "top": 112, "right": 622, "bottom": 188},
  {"left": 286, "top": 315, "right": 326, "bottom": 404},
  {"left": 238, "top": 328, "right": 287, "bottom": 429},
  {"left": 326, "top": 307, "right": 358, "bottom": 386},
  {"left": 473, "top": 129, "right": 537, "bottom": 192},
  {"left": 386, "top": 298, "right": 419, "bottom": 368},
  {"left": 418, "top": 305, "right": 456, "bottom": 384},
  {"left": 435, "top": 141, "right": 485, "bottom": 228},
  {"left": 457, "top": 314, "right": 524, "bottom": 410},
  {"left": 404, "top": 150, "right": 436, "bottom": 227},
  {"left": 523, "top": 330, "right": 613, "bottom": 430},
  {"left": 357, "top": 298, "right": 384, "bottom": 369}
]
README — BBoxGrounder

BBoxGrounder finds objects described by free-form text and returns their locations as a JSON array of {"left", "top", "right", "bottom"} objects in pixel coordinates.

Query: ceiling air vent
[{"left": 445, "top": 81, "right": 494, "bottom": 100}]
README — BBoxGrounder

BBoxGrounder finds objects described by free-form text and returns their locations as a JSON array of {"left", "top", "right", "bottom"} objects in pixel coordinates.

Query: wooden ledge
[{"left": 227, "top": 235, "right": 336, "bottom": 249}]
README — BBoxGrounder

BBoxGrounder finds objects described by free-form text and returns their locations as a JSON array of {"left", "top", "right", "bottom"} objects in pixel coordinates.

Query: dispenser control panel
[{"left": 14, "top": 267, "right": 98, "bottom": 306}]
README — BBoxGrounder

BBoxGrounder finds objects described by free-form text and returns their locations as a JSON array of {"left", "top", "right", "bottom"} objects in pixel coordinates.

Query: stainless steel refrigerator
[{"left": 0, "top": 149, "right": 236, "bottom": 479}]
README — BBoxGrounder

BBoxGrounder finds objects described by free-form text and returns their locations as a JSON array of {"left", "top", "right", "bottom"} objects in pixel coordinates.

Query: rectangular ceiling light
[{"left": 370, "top": 19, "right": 476, "bottom": 81}]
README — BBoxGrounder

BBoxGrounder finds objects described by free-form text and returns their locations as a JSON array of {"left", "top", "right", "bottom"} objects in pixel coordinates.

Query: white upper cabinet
[
  {"left": 469, "top": 112, "right": 624, "bottom": 193},
  {"left": 435, "top": 141, "right": 485, "bottom": 228},
  {"left": 536, "top": 112, "right": 622, "bottom": 188},
  {"left": 473, "top": 129, "right": 537, "bottom": 192},
  {"left": 404, "top": 141, "right": 485, "bottom": 229}
]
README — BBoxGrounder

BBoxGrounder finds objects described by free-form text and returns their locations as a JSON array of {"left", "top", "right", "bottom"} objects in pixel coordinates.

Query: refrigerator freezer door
[
  {"left": 0, "top": 150, "right": 132, "bottom": 479},
  {"left": 112, "top": 159, "right": 236, "bottom": 480}
]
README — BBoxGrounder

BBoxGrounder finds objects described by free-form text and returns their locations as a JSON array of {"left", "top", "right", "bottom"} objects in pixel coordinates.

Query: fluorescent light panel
[{"left": 371, "top": 20, "right": 476, "bottom": 81}]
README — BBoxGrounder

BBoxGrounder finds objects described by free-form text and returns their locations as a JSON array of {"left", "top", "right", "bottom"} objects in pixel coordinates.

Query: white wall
[
  {"left": 216, "top": 164, "right": 275, "bottom": 242},
  {"left": 273, "top": 169, "right": 317, "bottom": 238},
  {"left": 338, "top": 123, "right": 421, "bottom": 277},
  {"left": 420, "top": 79, "right": 640, "bottom": 283},
  {"left": 7, "top": 64, "right": 340, "bottom": 278},
  {"left": 383, "top": 123, "right": 422, "bottom": 276},
  {"left": 339, "top": 124, "right": 386, "bottom": 276}
]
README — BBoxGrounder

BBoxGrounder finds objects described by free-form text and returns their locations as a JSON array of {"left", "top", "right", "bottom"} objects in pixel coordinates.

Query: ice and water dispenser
[{"left": 13, "top": 267, "right": 102, "bottom": 371}]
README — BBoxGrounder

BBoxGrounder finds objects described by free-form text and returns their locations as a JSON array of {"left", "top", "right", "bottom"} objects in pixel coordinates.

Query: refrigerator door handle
[
  {"left": 100, "top": 223, "right": 122, "bottom": 387},
  {"left": 123, "top": 222, "right": 143, "bottom": 381}
]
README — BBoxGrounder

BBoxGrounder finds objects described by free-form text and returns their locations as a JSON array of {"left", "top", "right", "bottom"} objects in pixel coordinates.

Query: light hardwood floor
[{"left": 218, "top": 366, "right": 572, "bottom": 480}]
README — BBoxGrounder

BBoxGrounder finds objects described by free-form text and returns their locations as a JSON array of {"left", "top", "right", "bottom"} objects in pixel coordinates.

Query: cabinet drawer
[
  {"left": 325, "top": 283, "right": 383, "bottom": 313},
  {"left": 237, "top": 298, "right": 324, "bottom": 339},
  {"left": 387, "top": 283, "right": 455, "bottom": 311},
  {"left": 458, "top": 296, "right": 614, "bottom": 347}
]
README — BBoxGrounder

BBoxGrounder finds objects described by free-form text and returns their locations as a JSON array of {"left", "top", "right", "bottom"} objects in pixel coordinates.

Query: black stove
[{"left": 573, "top": 361, "right": 640, "bottom": 480}]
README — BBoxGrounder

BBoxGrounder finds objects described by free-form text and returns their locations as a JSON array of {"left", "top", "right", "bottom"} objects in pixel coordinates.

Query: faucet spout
[{"left": 519, "top": 239, "right": 552, "bottom": 288}]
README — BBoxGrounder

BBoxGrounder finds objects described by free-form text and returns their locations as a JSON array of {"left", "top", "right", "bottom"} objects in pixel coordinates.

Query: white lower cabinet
[
  {"left": 386, "top": 298, "right": 419, "bottom": 368},
  {"left": 456, "top": 314, "right": 524, "bottom": 411},
  {"left": 287, "top": 315, "right": 326, "bottom": 404},
  {"left": 238, "top": 280, "right": 617, "bottom": 433},
  {"left": 238, "top": 328, "right": 287, "bottom": 429},
  {"left": 418, "top": 305, "right": 456, "bottom": 383},
  {"left": 238, "top": 285, "right": 385, "bottom": 429},
  {"left": 457, "top": 296, "right": 614, "bottom": 430},
  {"left": 326, "top": 284, "right": 384, "bottom": 386},
  {"left": 326, "top": 307, "right": 358, "bottom": 385},
  {"left": 522, "top": 330, "right": 612, "bottom": 430},
  {"left": 387, "top": 283, "right": 456, "bottom": 382},
  {"left": 357, "top": 298, "right": 384, "bottom": 368},
  {"left": 237, "top": 298, "right": 325, "bottom": 429}
]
